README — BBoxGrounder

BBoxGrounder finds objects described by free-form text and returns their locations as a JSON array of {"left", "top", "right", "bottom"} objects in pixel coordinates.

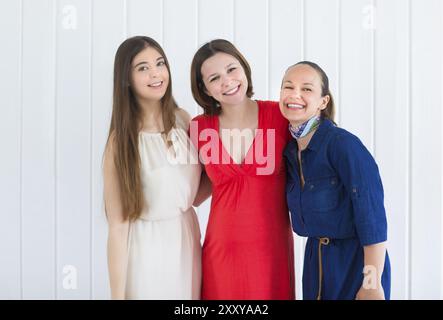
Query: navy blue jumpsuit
[{"left": 284, "top": 119, "right": 391, "bottom": 300}]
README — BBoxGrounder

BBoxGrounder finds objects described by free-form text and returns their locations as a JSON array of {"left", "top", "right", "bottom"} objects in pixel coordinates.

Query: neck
[
  {"left": 291, "top": 118, "right": 318, "bottom": 151},
  {"left": 292, "top": 123, "right": 316, "bottom": 151},
  {"left": 219, "top": 98, "right": 255, "bottom": 123},
  {"left": 139, "top": 99, "right": 163, "bottom": 131}
]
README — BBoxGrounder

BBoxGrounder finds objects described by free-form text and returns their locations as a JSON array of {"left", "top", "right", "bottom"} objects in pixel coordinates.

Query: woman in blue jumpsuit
[{"left": 279, "top": 61, "right": 391, "bottom": 300}]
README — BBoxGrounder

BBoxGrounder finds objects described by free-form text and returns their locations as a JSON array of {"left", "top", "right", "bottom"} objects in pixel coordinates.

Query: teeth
[
  {"left": 287, "top": 104, "right": 304, "bottom": 109},
  {"left": 149, "top": 81, "right": 162, "bottom": 87},
  {"left": 224, "top": 86, "right": 239, "bottom": 95}
]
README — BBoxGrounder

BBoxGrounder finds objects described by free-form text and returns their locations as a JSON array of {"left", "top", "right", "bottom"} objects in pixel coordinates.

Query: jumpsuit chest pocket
[{"left": 304, "top": 176, "right": 340, "bottom": 212}]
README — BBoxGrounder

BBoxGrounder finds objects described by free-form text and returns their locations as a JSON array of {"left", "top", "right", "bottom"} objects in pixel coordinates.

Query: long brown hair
[
  {"left": 105, "top": 36, "right": 178, "bottom": 221},
  {"left": 190, "top": 39, "right": 254, "bottom": 116},
  {"left": 288, "top": 61, "right": 336, "bottom": 123}
]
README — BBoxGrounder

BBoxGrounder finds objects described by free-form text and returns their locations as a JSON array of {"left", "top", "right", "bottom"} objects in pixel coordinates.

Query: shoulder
[
  {"left": 175, "top": 107, "right": 192, "bottom": 130},
  {"left": 104, "top": 132, "right": 116, "bottom": 157},
  {"left": 327, "top": 125, "right": 373, "bottom": 160},
  {"left": 103, "top": 132, "right": 118, "bottom": 174},
  {"left": 175, "top": 107, "right": 191, "bottom": 123},
  {"left": 257, "top": 100, "right": 279, "bottom": 115},
  {"left": 257, "top": 100, "right": 289, "bottom": 139},
  {"left": 257, "top": 100, "right": 279, "bottom": 108},
  {"left": 191, "top": 112, "right": 213, "bottom": 131},
  {"left": 191, "top": 111, "right": 211, "bottom": 121},
  {"left": 332, "top": 126, "right": 365, "bottom": 149},
  {"left": 258, "top": 100, "right": 286, "bottom": 121}
]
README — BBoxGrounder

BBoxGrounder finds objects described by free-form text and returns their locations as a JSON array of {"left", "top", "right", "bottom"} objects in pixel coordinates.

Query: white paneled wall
[
  {"left": 0, "top": 0, "right": 442, "bottom": 300},
  {"left": 375, "top": 0, "right": 410, "bottom": 298}
]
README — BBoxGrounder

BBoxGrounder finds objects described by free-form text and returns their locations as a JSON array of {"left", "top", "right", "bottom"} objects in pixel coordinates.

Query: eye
[
  {"left": 303, "top": 88, "right": 312, "bottom": 92},
  {"left": 209, "top": 75, "right": 220, "bottom": 83},
  {"left": 138, "top": 66, "right": 149, "bottom": 72},
  {"left": 227, "top": 67, "right": 236, "bottom": 73},
  {"left": 157, "top": 60, "right": 166, "bottom": 67},
  {"left": 283, "top": 86, "right": 293, "bottom": 90}
]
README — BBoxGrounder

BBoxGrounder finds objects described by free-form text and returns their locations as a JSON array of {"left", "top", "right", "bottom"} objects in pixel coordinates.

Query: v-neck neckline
[{"left": 215, "top": 100, "right": 262, "bottom": 167}]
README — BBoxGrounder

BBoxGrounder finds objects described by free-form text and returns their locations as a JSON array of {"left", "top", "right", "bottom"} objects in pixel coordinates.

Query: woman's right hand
[{"left": 103, "top": 137, "right": 130, "bottom": 300}]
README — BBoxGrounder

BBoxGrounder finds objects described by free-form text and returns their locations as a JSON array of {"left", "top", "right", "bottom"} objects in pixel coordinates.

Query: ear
[{"left": 319, "top": 95, "right": 330, "bottom": 110}]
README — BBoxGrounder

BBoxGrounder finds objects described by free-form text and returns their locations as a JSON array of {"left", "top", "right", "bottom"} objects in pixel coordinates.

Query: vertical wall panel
[
  {"left": 303, "top": 0, "right": 342, "bottom": 300},
  {"left": 269, "top": 0, "right": 303, "bottom": 100},
  {"left": 126, "top": 0, "right": 163, "bottom": 41},
  {"left": 235, "top": 0, "right": 269, "bottom": 99},
  {"left": 56, "top": 0, "right": 91, "bottom": 299},
  {"left": 0, "top": 0, "right": 22, "bottom": 299},
  {"left": 340, "top": 0, "right": 375, "bottom": 151},
  {"left": 163, "top": 0, "right": 197, "bottom": 116},
  {"left": 441, "top": 0, "right": 443, "bottom": 301},
  {"left": 410, "top": 0, "right": 442, "bottom": 299},
  {"left": 198, "top": 0, "right": 234, "bottom": 47},
  {"left": 375, "top": 0, "right": 410, "bottom": 300},
  {"left": 305, "top": 0, "right": 340, "bottom": 116},
  {"left": 91, "top": 0, "right": 126, "bottom": 300},
  {"left": 269, "top": 0, "right": 304, "bottom": 299},
  {"left": 196, "top": 0, "right": 235, "bottom": 241},
  {"left": 1, "top": 0, "right": 443, "bottom": 300},
  {"left": 21, "top": 0, "right": 56, "bottom": 299}
]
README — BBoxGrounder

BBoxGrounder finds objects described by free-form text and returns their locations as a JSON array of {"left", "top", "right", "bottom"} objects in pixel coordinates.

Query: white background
[{"left": 0, "top": 0, "right": 442, "bottom": 299}]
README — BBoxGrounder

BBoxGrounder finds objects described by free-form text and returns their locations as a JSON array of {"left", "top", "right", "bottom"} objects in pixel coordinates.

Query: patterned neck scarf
[{"left": 288, "top": 115, "right": 321, "bottom": 139}]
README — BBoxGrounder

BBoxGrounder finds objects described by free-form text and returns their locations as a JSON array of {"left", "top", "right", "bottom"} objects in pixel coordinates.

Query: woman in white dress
[{"left": 103, "top": 36, "right": 202, "bottom": 299}]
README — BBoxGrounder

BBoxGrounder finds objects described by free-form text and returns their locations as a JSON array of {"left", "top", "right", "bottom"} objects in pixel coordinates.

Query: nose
[
  {"left": 290, "top": 88, "right": 302, "bottom": 99},
  {"left": 220, "top": 74, "right": 232, "bottom": 88},
  {"left": 149, "top": 67, "right": 160, "bottom": 78}
]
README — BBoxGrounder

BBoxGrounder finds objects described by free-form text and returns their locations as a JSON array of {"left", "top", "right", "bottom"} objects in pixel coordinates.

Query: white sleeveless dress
[{"left": 125, "top": 115, "right": 202, "bottom": 300}]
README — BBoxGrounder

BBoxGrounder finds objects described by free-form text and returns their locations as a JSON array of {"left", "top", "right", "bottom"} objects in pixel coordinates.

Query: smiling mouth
[
  {"left": 148, "top": 81, "right": 163, "bottom": 88},
  {"left": 287, "top": 103, "right": 305, "bottom": 110},
  {"left": 223, "top": 85, "right": 240, "bottom": 96}
]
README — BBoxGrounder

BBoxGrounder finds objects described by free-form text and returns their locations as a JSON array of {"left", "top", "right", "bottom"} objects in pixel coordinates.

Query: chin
[
  {"left": 280, "top": 110, "right": 296, "bottom": 122},
  {"left": 287, "top": 116, "right": 306, "bottom": 126},
  {"left": 217, "top": 97, "right": 238, "bottom": 106}
]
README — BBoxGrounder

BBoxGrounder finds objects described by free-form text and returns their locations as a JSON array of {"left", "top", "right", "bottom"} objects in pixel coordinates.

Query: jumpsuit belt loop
[{"left": 317, "top": 237, "right": 330, "bottom": 300}]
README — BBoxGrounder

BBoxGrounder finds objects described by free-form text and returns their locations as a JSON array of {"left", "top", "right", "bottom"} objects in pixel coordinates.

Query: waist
[
  {"left": 307, "top": 235, "right": 359, "bottom": 246},
  {"left": 138, "top": 207, "right": 195, "bottom": 221}
]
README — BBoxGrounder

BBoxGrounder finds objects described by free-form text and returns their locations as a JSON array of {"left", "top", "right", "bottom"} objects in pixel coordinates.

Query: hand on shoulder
[{"left": 176, "top": 107, "right": 192, "bottom": 129}]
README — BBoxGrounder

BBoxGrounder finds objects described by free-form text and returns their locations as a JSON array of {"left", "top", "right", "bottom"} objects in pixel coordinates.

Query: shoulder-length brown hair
[
  {"left": 105, "top": 36, "right": 178, "bottom": 221},
  {"left": 190, "top": 39, "right": 254, "bottom": 116}
]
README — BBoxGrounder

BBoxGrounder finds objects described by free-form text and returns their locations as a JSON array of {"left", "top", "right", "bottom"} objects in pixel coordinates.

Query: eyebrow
[
  {"left": 207, "top": 62, "right": 237, "bottom": 80},
  {"left": 133, "top": 57, "right": 165, "bottom": 68},
  {"left": 283, "top": 80, "right": 314, "bottom": 86}
]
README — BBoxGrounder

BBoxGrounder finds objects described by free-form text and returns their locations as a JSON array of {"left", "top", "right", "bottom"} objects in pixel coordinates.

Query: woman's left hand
[{"left": 355, "top": 285, "right": 385, "bottom": 300}]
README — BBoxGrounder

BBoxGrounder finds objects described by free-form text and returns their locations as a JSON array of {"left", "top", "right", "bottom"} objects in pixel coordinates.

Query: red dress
[{"left": 191, "top": 100, "right": 295, "bottom": 300}]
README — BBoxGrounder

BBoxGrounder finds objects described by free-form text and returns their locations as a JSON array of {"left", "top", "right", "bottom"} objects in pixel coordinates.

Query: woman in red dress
[{"left": 190, "top": 39, "right": 295, "bottom": 299}]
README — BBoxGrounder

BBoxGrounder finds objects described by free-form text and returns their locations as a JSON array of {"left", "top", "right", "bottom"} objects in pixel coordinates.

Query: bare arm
[
  {"left": 103, "top": 139, "right": 129, "bottom": 300},
  {"left": 355, "top": 241, "right": 387, "bottom": 300},
  {"left": 175, "top": 107, "right": 213, "bottom": 207},
  {"left": 193, "top": 170, "right": 212, "bottom": 207}
]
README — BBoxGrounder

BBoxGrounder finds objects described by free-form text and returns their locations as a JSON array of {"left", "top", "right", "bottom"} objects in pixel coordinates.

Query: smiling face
[
  {"left": 279, "top": 64, "right": 330, "bottom": 127},
  {"left": 129, "top": 46, "right": 169, "bottom": 103},
  {"left": 200, "top": 52, "right": 249, "bottom": 107}
]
